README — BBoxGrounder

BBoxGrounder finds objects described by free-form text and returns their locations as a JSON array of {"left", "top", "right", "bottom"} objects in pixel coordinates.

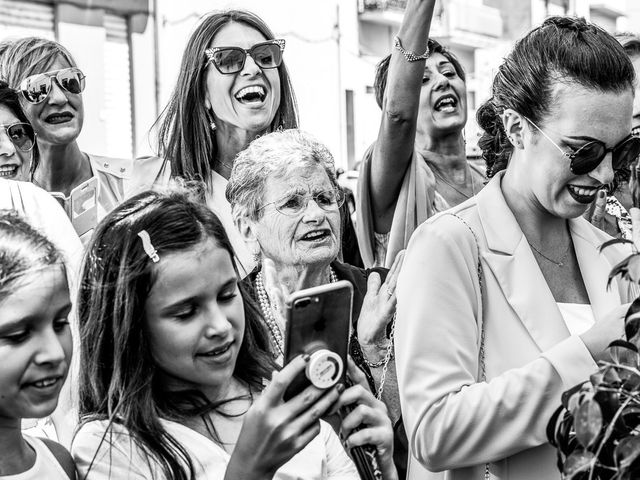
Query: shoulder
[
  {"left": 127, "top": 155, "right": 172, "bottom": 197},
  {"left": 36, "top": 437, "right": 76, "bottom": 479},
  {"left": 332, "top": 261, "right": 389, "bottom": 286},
  {"left": 413, "top": 200, "right": 480, "bottom": 245},
  {"left": 89, "top": 154, "right": 132, "bottom": 180}
]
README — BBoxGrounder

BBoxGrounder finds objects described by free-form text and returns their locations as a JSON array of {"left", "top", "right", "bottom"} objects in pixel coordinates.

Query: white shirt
[
  {"left": 556, "top": 302, "right": 596, "bottom": 337},
  {"left": 72, "top": 418, "right": 359, "bottom": 480},
  {"left": 0, "top": 436, "right": 70, "bottom": 480}
]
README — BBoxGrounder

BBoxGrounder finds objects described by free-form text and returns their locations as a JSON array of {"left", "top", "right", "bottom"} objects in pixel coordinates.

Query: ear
[
  {"left": 500, "top": 108, "right": 525, "bottom": 149},
  {"left": 236, "top": 214, "right": 261, "bottom": 256}
]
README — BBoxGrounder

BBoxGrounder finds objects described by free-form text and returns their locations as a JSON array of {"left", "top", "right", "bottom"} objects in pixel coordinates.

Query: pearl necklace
[{"left": 255, "top": 268, "right": 338, "bottom": 357}]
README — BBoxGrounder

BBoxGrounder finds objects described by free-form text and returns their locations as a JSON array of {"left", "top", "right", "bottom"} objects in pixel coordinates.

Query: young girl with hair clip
[
  {"left": 71, "top": 187, "right": 397, "bottom": 480},
  {"left": 0, "top": 210, "right": 75, "bottom": 479}
]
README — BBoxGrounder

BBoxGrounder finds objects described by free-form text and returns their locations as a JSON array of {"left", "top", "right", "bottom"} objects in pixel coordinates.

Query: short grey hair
[{"left": 226, "top": 129, "right": 339, "bottom": 222}]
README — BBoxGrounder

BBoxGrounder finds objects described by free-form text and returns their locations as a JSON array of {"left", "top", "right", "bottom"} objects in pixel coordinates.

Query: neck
[
  {"left": 415, "top": 128, "right": 466, "bottom": 168},
  {"left": 34, "top": 141, "right": 90, "bottom": 195},
  {"left": 265, "top": 260, "right": 332, "bottom": 292},
  {"left": 214, "top": 126, "right": 263, "bottom": 180},
  {"left": 0, "top": 420, "right": 33, "bottom": 475},
  {"left": 501, "top": 167, "right": 569, "bottom": 247}
]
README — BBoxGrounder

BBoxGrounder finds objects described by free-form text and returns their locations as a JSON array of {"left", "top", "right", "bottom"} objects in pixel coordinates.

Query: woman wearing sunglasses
[
  {"left": 0, "top": 37, "right": 130, "bottom": 234},
  {"left": 130, "top": 10, "right": 297, "bottom": 276},
  {"left": 396, "top": 16, "right": 640, "bottom": 480},
  {"left": 0, "top": 79, "right": 35, "bottom": 181}
]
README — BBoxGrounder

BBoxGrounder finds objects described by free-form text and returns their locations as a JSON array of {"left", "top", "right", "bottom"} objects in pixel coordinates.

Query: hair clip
[{"left": 137, "top": 230, "right": 160, "bottom": 263}]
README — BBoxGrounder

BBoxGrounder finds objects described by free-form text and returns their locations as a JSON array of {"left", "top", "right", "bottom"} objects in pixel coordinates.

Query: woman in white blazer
[{"left": 396, "top": 16, "right": 640, "bottom": 480}]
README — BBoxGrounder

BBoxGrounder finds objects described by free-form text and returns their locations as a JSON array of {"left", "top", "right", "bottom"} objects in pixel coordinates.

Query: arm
[
  {"left": 370, "top": 0, "right": 436, "bottom": 233},
  {"left": 396, "top": 217, "right": 599, "bottom": 471}
]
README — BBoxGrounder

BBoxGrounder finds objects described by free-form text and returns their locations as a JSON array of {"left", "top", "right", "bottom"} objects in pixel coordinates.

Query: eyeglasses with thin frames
[{"left": 258, "top": 189, "right": 345, "bottom": 217}]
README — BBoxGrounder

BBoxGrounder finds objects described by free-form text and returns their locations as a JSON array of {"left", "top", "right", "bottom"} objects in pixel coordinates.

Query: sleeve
[
  {"left": 395, "top": 216, "right": 598, "bottom": 472},
  {"left": 71, "top": 422, "right": 161, "bottom": 480},
  {"left": 321, "top": 421, "right": 360, "bottom": 479}
]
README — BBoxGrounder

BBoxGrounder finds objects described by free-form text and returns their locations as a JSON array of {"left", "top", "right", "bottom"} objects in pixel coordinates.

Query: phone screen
[{"left": 283, "top": 280, "right": 353, "bottom": 401}]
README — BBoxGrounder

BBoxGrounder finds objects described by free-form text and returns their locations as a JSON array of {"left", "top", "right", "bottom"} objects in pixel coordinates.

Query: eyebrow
[{"left": 0, "top": 301, "right": 72, "bottom": 334}]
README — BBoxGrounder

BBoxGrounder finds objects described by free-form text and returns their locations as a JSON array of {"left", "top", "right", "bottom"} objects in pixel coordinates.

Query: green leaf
[
  {"left": 599, "top": 238, "right": 636, "bottom": 252},
  {"left": 615, "top": 435, "right": 640, "bottom": 471},
  {"left": 575, "top": 399, "right": 603, "bottom": 448},
  {"left": 563, "top": 450, "right": 595, "bottom": 478}
]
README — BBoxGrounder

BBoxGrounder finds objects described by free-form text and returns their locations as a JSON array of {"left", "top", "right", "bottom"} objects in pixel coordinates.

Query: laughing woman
[
  {"left": 396, "top": 17, "right": 640, "bottom": 480},
  {"left": 356, "top": 0, "right": 485, "bottom": 268},
  {"left": 130, "top": 10, "right": 298, "bottom": 275},
  {"left": 0, "top": 37, "right": 130, "bottom": 237}
]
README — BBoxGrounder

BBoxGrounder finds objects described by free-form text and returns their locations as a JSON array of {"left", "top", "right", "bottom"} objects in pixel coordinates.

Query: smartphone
[
  {"left": 68, "top": 176, "right": 98, "bottom": 239},
  {"left": 283, "top": 280, "right": 353, "bottom": 401}
]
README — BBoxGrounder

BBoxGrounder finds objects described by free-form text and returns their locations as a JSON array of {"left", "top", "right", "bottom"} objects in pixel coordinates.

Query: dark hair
[
  {"left": 477, "top": 16, "right": 636, "bottom": 177},
  {"left": 77, "top": 186, "right": 276, "bottom": 480},
  {"left": 156, "top": 10, "right": 299, "bottom": 186},
  {"left": 0, "top": 79, "right": 38, "bottom": 178},
  {"left": 0, "top": 209, "right": 63, "bottom": 303},
  {"left": 616, "top": 32, "right": 640, "bottom": 59},
  {"left": 373, "top": 38, "right": 466, "bottom": 110}
]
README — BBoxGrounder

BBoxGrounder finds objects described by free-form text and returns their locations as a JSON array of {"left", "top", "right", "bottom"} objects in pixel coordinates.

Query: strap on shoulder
[{"left": 39, "top": 437, "right": 76, "bottom": 480}]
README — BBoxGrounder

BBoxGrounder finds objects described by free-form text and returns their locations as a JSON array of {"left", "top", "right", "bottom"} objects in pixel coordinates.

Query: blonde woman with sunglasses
[{"left": 0, "top": 37, "right": 131, "bottom": 239}]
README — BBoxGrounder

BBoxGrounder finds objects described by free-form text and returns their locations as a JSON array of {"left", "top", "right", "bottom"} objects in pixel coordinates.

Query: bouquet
[{"left": 548, "top": 210, "right": 640, "bottom": 479}]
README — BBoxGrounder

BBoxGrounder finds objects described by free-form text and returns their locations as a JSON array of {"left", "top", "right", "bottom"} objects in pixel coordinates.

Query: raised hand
[{"left": 358, "top": 250, "right": 405, "bottom": 346}]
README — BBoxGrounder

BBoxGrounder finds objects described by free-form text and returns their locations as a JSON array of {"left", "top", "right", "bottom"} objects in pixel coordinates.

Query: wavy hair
[
  {"left": 77, "top": 185, "right": 276, "bottom": 480},
  {"left": 477, "top": 16, "right": 635, "bottom": 177},
  {"left": 156, "top": 10, "right": 299, "bottom": 186}
]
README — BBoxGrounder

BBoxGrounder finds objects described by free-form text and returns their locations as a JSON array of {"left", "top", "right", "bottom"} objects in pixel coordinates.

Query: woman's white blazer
[{"left": 396, "top": 171, "right": 638, "bottom": 480}]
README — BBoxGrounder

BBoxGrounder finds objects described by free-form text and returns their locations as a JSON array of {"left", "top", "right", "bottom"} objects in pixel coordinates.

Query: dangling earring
[
  {"left": 210, "top": 121, "right": 217, "bottom": 132},
  {"left": 252, "top": 250, "right": 261, "bottom": 264}
]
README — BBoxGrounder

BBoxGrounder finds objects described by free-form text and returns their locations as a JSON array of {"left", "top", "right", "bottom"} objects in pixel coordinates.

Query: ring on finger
[{"left": 386, "top": 288, "right": 394, "bottom": 297}]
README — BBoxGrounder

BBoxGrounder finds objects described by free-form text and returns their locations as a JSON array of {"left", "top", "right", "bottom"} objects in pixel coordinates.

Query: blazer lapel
[
  {"left": 476, "top": 173, "right": 569, "bottom": 351},
  {"left": 569, "top": 218, "right": 621, "bottom": 320}
]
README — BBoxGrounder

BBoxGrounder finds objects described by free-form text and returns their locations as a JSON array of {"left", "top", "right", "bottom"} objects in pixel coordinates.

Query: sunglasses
[
  {"left": 0, "top": 122, "right": 35, "bottom": 152},
  {"left": 205, "top": 39, "right": 285, "bottom": 74},
  {"left": 526, "top": 117, "right": 640, "bottom": 175},
  {"left": 259, "top": 189, "right": 345, "bottom": 217},
  {"left": 19, "top": 67, "right": 86, "bottom": 104}
]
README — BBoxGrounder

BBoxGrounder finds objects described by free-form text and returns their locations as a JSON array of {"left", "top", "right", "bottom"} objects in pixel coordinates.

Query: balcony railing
[{"left": 361, "top": 0, "right": 408, "bottom": 12}]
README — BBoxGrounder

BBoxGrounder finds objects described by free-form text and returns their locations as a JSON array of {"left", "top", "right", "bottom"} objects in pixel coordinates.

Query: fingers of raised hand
[
  {"left": 346, "top": 359, "right": 373, "bottom": 392},
  {"left": 591, "top": 190, "right": 606, "bottom": 226},
  {"left": 291, "top": 384, "right": 343, "bottom": 430}
]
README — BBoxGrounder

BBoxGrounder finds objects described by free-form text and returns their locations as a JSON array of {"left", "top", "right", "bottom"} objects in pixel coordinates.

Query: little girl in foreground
[
  {"left": 71, "top": 188, "right": 397, "bottom": 480},
  {"left": 0, "top": 210, "right": 75, "bottom": 479}
]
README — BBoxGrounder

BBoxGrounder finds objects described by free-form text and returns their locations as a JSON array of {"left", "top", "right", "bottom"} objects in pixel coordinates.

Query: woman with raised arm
[
  {"left": 396, "top": 16, "right": 640, "bottom": 480},
  {"left": 356, "top": 0, "right": 485, "bottom": 268}
]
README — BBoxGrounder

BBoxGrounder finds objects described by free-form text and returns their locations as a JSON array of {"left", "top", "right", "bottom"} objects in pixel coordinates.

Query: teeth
[
  {"left": 202, "top": 344, "right": 231, "bottom": 356},
  {"left": 435, "top": 96, "right": 456, "bottom": 110},
  {"left": 235, "top": 85, "right": 265, "bottom": 101},
  {"left": 302, "top": 231, "right": 326, "bottom": 240},
  {"left": 0, "top": 166, "right": 17, "bottom": 177},
  {"left": 33, "top": 378, "right": 58, "bottom": 388},
  {"left": 569, "top": 186, "right": 598, "bottom": 197}
]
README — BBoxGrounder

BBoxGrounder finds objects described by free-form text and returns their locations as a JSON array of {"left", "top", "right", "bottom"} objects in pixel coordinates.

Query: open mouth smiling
[
  {"left": 434, "top": 94, "right": 458, "bottom": 113},
  {"left": 234, "top": 85, "right": 266, "bottom": 104}
]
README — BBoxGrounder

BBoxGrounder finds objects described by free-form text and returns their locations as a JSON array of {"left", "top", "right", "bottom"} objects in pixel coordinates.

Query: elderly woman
[
  {"left": 0, "top": 37, "right": 130, "bottom": 238},
  {"left": 227, "top": 128, "right": 407, "bottom": 478},
  {"left": 356, "top": 0, "right": 485, "bottom": 268},
  {"left": 397, "top": 16, "right": 640, "bottom": 480}
]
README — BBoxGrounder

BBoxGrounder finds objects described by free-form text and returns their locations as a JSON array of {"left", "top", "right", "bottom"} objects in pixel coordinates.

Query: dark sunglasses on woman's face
[
  {"left": 205, "top": 39, "right": 285, "bottom": 74},
  {"left": 0, "top": 122, "right": 35, "bottom": 152},
  {"left": 19, "top": 67, "right": 86, "bottom": 104},
  {"left": 526, "top": 117, "right": 640, "bottom": 175}
]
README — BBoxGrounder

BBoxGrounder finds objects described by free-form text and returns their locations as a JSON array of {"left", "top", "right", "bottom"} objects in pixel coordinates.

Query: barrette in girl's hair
[{"left": 137, "top": 230, "right": 160, "bottom": 263}]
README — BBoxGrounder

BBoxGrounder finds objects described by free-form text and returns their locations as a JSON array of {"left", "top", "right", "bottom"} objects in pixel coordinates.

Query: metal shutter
[
  {"left": 0, "top": 0, "right": 54, "bottom": 40},
  {"left": 103, "top": 13, "right": 132, "bottom": 159}
]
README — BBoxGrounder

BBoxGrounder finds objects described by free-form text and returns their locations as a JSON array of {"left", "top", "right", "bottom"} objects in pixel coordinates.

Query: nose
[
  {"left": 33, "top": 328, "right": 67, "bottom": 367},
  {"left": 47, "top": 79, "right": 69, "bottom": 105},
  {"left": 432, "top": 71, "right": 450, "bottom": 91},
  {"left": 590, "top": 152, "right": 614, "bottom": 185},
  {"left": 203, "top": 303, "right": 233, "bottom": 338},
  {"left": 0, "top": 129, "right": 16, "bottom": 157},
  {"left": 240, "top": 53, "right": 262, "bottom": 77},
  {"left": 301, "top": 196, "right": 327, "bottom": 223}
]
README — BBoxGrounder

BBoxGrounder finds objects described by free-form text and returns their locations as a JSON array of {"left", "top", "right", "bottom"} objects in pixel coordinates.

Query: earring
[
  {"left": 210, "top": 121, "right": 217, "bottom": 132},
  {"left": 252, "top": 250, "right": 261, "bottom": 263}
]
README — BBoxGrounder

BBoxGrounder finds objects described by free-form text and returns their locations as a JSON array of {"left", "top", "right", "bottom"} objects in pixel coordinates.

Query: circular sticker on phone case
[{"left": 306, "top": 349, "right": 343, "bottom": 389}]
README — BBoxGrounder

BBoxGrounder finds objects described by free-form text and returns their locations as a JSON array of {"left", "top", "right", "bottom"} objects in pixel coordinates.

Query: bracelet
[
  {"left": 394, "top": 35, "right": 430, "bottom": 62},
  {"left": 363, "top": 348, "right": 394, "bottom": 368}
]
